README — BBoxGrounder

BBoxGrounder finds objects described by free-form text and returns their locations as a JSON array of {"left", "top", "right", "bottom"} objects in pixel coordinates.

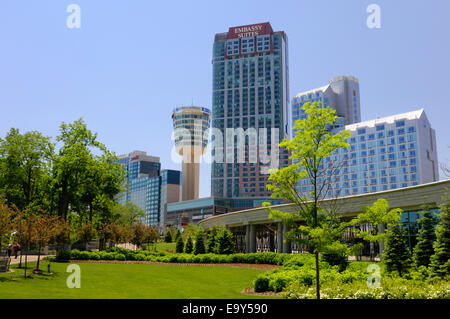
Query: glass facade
[
  {"left": 211, "top": 23, "right": 290, "bottom": 198},
  {"left": 292, "top": 107, "right": 437, "bottom": 198},
  {"left": 116, "top": 151, "right": 180, "bottom": 228}
]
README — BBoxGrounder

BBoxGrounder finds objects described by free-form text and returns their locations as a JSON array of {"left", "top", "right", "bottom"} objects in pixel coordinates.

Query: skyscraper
[
  {"left": 116, "top": 150, "right": 181, "bottom": 228},
  {"left": 292, "top": 75, "right": 361, "bottom": 130},
  {"left": 211, "top": 22, "right": 290, "bottom": 198}
]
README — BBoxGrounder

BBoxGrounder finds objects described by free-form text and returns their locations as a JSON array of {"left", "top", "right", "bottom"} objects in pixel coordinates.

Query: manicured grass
[
  {"left": 155, "top": 242, "right": 176, "bottom": 253},
  {"left": 0, "top": 261, "right": 273, "bottom": 299}
]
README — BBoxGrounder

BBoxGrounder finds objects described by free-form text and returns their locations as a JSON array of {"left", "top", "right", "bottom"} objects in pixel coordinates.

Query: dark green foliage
[
  {"left": 383, "top": 223, "right": 412, "bottom": 276},
  {"left": 55, "top": 249, "right": 71, "bottom": 262},
  {"left": 321, "top": 241, "right": 349, "bottom": 271},
  {"left": 174, "top": 229, "right": 182, "bottom": 242},
  {"left": 176, "top": 236, "right": 184, "bottom": 253},
  {"left": 429, "top": 196, "right": 450, "bottom": 278},
  {"left": 164, "top": 230, "right": 172, "bottom": 243},
  {"left": 193, "top": 231, "right": 206, "bottom": 255},
  {"left": 214, "top": 227, "right": 235, "bottom": 255},
  {"left": 254, "top": 276, "right": 270, "bottom": 292},
  {"left": 184, "top": 237, "right": 193, "bottom": 254},
  {"left": 206, "top": 227, "right": 217, "bottom": 253},
  {"left": 413, "top": 206, "right": 437, "bottom": 268}
]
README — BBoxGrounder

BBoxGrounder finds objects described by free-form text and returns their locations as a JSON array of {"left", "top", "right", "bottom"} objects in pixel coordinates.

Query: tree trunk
[
  {"left": 315, "top": 251, "right": 320, "bottom": 299},
  {"left": 58, "top": 179, "right": 70, "bottom": 221},
  {"left": 24, "top": 245, "right": 28, "bottom": 278},
  {"left": 36, "top": 243, "right": 41, "bottom": 271}
]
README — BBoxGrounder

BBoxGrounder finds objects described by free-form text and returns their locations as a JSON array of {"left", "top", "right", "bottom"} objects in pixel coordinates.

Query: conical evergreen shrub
[
  {"left": 429, "top": 196, "right": 450, "bottom": 278},
  {"left": 383, "top": 222, "right": 411, "bottom": 277}
]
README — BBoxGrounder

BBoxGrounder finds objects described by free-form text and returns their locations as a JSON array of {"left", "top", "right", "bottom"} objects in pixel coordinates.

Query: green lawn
[{"left": 0, "top": 261, "right": 273, "bottom": 299}]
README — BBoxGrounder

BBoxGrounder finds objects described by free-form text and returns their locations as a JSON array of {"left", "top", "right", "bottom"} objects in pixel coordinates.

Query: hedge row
[{"left": 55, "top": 248, "right": 302, "bottom": 265}]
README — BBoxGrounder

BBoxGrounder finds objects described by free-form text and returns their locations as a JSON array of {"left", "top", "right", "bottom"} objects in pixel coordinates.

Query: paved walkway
[{"left": 8, "top": 255, "right": 52, "bottom": 265}]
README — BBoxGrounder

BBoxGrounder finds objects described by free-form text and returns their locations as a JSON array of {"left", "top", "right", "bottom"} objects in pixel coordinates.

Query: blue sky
[{"left": 0, "top": 0, "right": 449, "bottom": 197}]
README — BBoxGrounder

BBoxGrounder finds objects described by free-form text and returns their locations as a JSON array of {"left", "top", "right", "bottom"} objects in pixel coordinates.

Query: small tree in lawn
[
  {"left": 164, "top": 229, "right": 172, "bottom": 243},
  {"left": 346, "top": 198, "right": 402, "bottom": 261},
  {"left": 193, "top": 230, "right": 206, "bottom": 255},
  {"left": 130, "top": 223, "right": 146, "bottom": 250},
  {"left": 214, "top": 227, "right": 234, "bottom": 255},
  {"left": 76, "top": 223, "right": 97, "bottom": 250},
  {"left": 0, "top": 195, "right": 13, "bottom": 253},
  {"left": 176, "top": 235, "right": 184, "bottom": 253},
  {"left": 429, "top": 195, "right": 450, "bottom": 278},
  {"left": 13, "top": 212, "right": 35, "bottom": 277},
  {"left": 413, "top": 204, "right": 437, "bottom": 268},
  {"left": 184, "top": 236, "right": 193, "bottom": 254},
  {"left": 31, "top": 214, "right": 60, "bottom": 273},
  {"left": 383, "top": 221, "right": 412, "bottom": 277},
  {"left": 106, "top": 223, "right": 126, "bottom": 248},
  {"left": 206, "top": 226, "right": 218, "bottom": 253},
  {"left": 264, "top": 101, "right": 350, "bottom": 299},
  {"left": 144, "top": 225, "right": 159, "bottom": 251}
]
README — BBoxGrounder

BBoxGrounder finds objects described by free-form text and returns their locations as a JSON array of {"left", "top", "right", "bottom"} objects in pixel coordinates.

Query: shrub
[
  {"left": 321, "top": 241, "right": 349, "bottom": 271},
  {"left": 55, "top": 250, "right": 71, "bottom": 262},
  {"left": 184, "top": 237, "right": 193, "bottom": 254},
  {"left": 214, "top": 227, "right": 235, "bottom": 254},
  {"left": 164, "top": 230, "right": 172, "bottom": 243},
  {"left": 383, "top": 223, "right": 412, "bottom": 276},
  {"left": 193, "top": 231, "right": 206, "bottom": 255},
  {"left": 429, "top": 196, "right": 450, "bottom": 278},
  {"left": 176, "top": 236, "right": 184, "bottom": 253},
  {"left": 254, "top": 275, "right": 270, "bottom": 292}
]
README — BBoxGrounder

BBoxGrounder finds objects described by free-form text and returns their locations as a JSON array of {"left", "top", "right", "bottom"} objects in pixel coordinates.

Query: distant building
[
  {"left": 296, "top": 109, "right": 439, "bottom": 197},
  {"left": 116, "top": 150, "right": 181, "bottom": 228},
  {"left": 211, "top": 22, "right": 290, "bottom": 198},
  {"left": 292, "top": 75, "right": 361, "bottom": 130},
  {"left": 172, "top": 106, "right": 211, "bottom": 201},
  {"left": 165, "top": 196, "right": 285, "bottom": 229}
]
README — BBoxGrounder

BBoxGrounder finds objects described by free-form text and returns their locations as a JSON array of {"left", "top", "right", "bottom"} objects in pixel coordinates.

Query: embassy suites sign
[{"left": 227, "top": 22, "right": 273, "bottom": 39}]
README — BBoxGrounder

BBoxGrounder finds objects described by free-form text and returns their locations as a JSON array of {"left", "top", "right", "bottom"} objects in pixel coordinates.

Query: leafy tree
[
  {"left": 346, "top": 198, "right": 402, "bottom": 260},
  {"left": 206, "top": 227, "right": 218, "bottom": 253},
  {"left": 214, "top": 227, "right": 235, "bottom": 255},
  {"left": 264, "top": 101, "right": 350, "bottom": 299},
  {"left": 30, "top": 214, "right": 60, "bottom": 272},
  {"left": 130, "top": 223, "right": 146, "bottom": 250},
  {"left": 0, "top": 195, "right": 14, "bottom": 252},
  {"left": 12, "top": 211, "right": 35, "bottom": 276},
  {"left": 0, "top": 128, "right": 54, "bottom": 211},
  {"left": 429, "top": 195, "right": 450, "bottom": 278},
  {"left": 144, "top": 225, "right": 159, "bottom": 251},
  {"left": 383, "top": 222, "right": 412, "bottom": 277},
  {"left": 184, "top": 236, "right": 193, "bottom": 254},
  {"left": 51, "top": 119, "right": 125, "bottom": 222},
  {"left": 76, "top": 223, "right": 97, "bottom": 249},
  {"left": 413, "top": 205, "right": 437, "bottom": 268},
  {"left": 164, "top": 230, "right": 172, "bottom": 243},
  {"left": 111, "top": 202, "right": 145, "bottom": 226},
  {"left": 105, "top": 223, "right": 128, "bottom": 248},
  {"left": 193, "top": 230, "right": 206, "bottom": 255},
  {"left": 176, "top": 235, "right": 184, "bottom": 253}
]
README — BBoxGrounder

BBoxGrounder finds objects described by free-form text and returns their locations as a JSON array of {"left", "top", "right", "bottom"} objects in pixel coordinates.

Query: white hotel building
[{"left": 295, "top": 108, "right": 439, "bottom": 197}]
